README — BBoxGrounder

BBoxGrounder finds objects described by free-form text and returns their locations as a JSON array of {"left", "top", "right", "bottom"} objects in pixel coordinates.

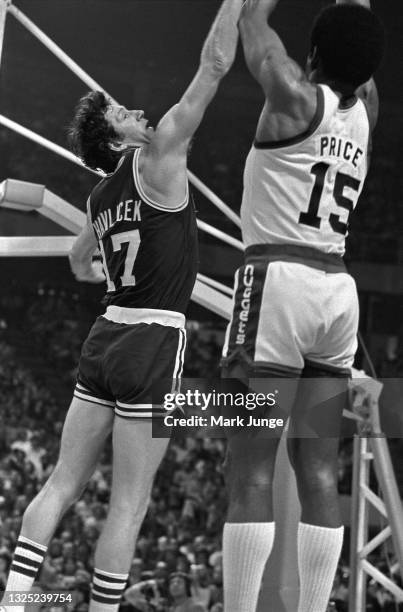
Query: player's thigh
[
  {"left": 109, "top": 323, "right": 185, "bottom": 419},
  {"left": 109, "top": 419, "right": 169, "bottom": 505},
  {"left": 222, "top": 359, "right": 298, "bottom": 488},
  {"left": 287, "top": 368, "right": 349, "bottom": 477},
  {"left": 224, "top": 435, "right": 281, "bottom": 490},
  {"left": 54, "top": 396, "right": 114, "bottom": 484}
]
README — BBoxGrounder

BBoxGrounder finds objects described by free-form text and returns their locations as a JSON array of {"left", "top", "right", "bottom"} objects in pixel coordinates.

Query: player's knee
[
  {"left": 296, "top": 463, "right": 338, "bottom": 497},
  {"left": 109, "top": 487, "right": 152, "bottom": 521},
  {"left": 43, "top": 476, "right": 82, "bottom": 507},
  {"left": 225, "top": 458, "right": 273, "bottom": 493}
]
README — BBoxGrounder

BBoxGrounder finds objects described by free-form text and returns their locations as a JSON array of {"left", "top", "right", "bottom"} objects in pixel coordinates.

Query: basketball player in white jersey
[
  {"left": 221, "top": 1, "right": 385, "bottom": 611},
  {"left": 0, "top": 2, "right": 244, "bottom": 612}
]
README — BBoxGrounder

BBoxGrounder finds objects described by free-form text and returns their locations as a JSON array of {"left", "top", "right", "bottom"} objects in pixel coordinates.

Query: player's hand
[{"left": 74, "top": 260, "right": 106, "bottom": 284}]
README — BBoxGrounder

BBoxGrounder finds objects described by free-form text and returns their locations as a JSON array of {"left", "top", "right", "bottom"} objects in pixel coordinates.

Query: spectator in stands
[{"left": 168, "top": 573, "right": 205, "bottom": 612}]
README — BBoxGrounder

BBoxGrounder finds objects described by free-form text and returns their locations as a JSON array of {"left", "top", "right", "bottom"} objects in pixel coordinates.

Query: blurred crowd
[
  {"left": 0, "top": 338, "right": 227, "bottom": 611},
  {"left": 0, "top": 286, "right": 402, "bottom": 611}
]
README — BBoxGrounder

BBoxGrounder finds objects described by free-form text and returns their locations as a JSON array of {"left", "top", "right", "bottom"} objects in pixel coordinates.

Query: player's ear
[
  {"left": 309, "top": 46, "right": 319, "bottom": 71},
  {"left": 108, "top": 141, "right": 126, "bottom": 152}
]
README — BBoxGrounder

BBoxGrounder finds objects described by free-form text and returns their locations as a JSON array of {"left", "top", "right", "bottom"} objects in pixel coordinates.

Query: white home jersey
[{"left": 241, "top": 84, "right": 371, "bottom": 255}]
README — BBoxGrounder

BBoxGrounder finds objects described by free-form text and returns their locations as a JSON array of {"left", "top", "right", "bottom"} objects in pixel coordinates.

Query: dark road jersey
[{"left": 88, "top": 149, "right": 198, "bottom": 314}]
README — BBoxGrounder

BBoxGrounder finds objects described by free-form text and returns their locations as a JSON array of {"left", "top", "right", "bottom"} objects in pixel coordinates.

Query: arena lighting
[{"left": 0, "top": 2, "right": 402, "bottom": 611}]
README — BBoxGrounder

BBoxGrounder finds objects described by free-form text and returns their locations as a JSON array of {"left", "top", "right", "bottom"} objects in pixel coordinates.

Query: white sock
[
  {"left": 297, "top": 522, "right": 344, "bottom": 612},
  {"left": 1, "top": 536, "right": 47, "bottom": 612},
  {"left": 223, "top": 522, "right": 275, "bottom": 612},
  {"left": 5, "top": 535, "right": 47, "bottom": 591},
  {"left": 89, "top": 568, "right": 129, "bottom": 612}
]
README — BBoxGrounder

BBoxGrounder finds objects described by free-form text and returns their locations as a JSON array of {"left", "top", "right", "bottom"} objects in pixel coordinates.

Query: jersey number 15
[{"left": 299, "top": 162, "right": 361, "bottom": 235}]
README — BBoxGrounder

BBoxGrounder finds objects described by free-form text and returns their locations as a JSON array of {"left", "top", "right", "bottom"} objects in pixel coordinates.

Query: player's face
[{"left": 105, "top": 104, "right": 154, "bottom": 147}]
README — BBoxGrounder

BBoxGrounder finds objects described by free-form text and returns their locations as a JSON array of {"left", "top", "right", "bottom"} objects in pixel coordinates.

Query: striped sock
[
  {"left": 6, "top": 536, "right": 47, "bottom": 592},
  {"left": 89, "top": 569, "right": 129, "bottom": 612}
]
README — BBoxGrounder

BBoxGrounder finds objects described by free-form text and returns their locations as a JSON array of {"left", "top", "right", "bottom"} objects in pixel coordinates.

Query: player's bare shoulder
[
  {"left": 134, "top": 114, "right": 188, "bottom": 209},
  {"left": 256, "top": 57, "right": 318, "bottom": 143}
]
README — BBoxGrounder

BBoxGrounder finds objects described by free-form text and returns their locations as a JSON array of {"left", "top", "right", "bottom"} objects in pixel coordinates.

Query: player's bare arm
[
  {"left": 336, "top": 0, "right": 379, "bottom": 130},
  {"left": 69, "top": 203, "right": 105, "bottom": 284},
  {"left": 239, "top": 0, "right": 317, "bottom": 142},
  {"left": 138, "top": 0, "right": 244, "bottom": 207}
]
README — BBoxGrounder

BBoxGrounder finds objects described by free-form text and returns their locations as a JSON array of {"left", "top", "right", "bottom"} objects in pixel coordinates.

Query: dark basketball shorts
[
  {"left": 74, "top": 306, "right": 186, "bottom": 419},
  {"left": 222, "top": 245, "right": 359, "bottom": 379}
]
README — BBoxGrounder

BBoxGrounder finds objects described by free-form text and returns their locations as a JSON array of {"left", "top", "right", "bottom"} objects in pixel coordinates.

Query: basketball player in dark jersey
[
  {"left": 0, "top": 2, "right": 244, "bottom": 611},
  {"left": 220, "top": 1, "right": 385, "bottom": 611}
]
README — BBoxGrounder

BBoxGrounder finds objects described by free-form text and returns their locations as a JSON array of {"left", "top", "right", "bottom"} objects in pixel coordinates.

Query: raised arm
[
  {"left": 239, "top": 0, "right": 316, "bottom": 140},
  {"left": 336, "top": 0, "right": 379, "bottom": 130},
  {"left": 151, "top": 0, "right": 244, "bottom": 155}
]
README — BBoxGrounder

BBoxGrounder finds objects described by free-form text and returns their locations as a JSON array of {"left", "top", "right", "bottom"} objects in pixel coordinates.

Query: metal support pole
[
  {"left": 0, "top": 113, "right": 100, "bottom": 174},
  {"left": 8, "top": 3, "right": 117, "bottom": 102},
  {"left": 370, "top": 436, "right": 403, "bottom": 579},
  {"left": 0, "top": 0, "right": 10, "bottom": 67},
  {"left": 188, "top": 170, "right": 241, "bottom": 229},
  {"left": 349, "top": 436, "right": 371, "bottom": 612}
]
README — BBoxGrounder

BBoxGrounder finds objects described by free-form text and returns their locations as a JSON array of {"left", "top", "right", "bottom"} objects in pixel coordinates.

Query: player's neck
[{"left": 312, "top": 69, "right": 356, "bottom": 97}]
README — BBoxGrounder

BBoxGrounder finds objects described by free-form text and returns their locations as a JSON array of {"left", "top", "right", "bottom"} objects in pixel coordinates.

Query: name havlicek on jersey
[{"left": 92, "top": 199, "right": 142, "bottom": 240}]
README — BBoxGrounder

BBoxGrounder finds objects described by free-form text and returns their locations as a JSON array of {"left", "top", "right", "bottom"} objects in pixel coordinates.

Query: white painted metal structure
[
  {"left": 348, "top": 377, "right": 403, "bottom": 610},
  {"left": 1, "top": 3, "right": 402, "bottom": 611}
]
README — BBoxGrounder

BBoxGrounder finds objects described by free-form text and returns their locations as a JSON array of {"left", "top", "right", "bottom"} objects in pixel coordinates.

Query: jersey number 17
[{"left": 101, "top": 229, "right": 141, "bottom": 292}]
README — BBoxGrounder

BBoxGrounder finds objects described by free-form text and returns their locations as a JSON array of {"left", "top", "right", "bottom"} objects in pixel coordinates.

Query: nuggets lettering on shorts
[{"left": 236, "top": 264, "right": 254, "bottom": 345}]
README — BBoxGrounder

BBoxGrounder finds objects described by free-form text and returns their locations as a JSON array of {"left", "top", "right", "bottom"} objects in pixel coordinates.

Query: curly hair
[
  {"left": 311, "top": 5, "right": 385, "bottom": 90},
  {"left": 67, "top": 91, "right": 121, "bottom": 174}
]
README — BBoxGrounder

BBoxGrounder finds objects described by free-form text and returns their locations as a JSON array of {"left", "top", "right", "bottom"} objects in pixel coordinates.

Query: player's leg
[
  {"left": 287, "top": 271, "right": 359, "bottom": 612},
  {"left": 221, "top": 261, "right": 303, "bottom": 612},
  {"left": 287, "top": 368, "right": 348, "bottom": 526},
  {"left": 222, "top": 375, "right": 299, "bottom": 612},
  {"left": 2, "top": 396, "right": 113, "bottom": 606},
  {"left": 88, "top": 318, "right": 184, "bottom": 612},
  {"left": 223, "top": 430, "right": 280, "bottom": 612},
  {"left": 287, "top": 368, "right": 347, "bottom": 612},
  {"left": 89, "top": 419, "right": 169, "bottom": 612}
]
